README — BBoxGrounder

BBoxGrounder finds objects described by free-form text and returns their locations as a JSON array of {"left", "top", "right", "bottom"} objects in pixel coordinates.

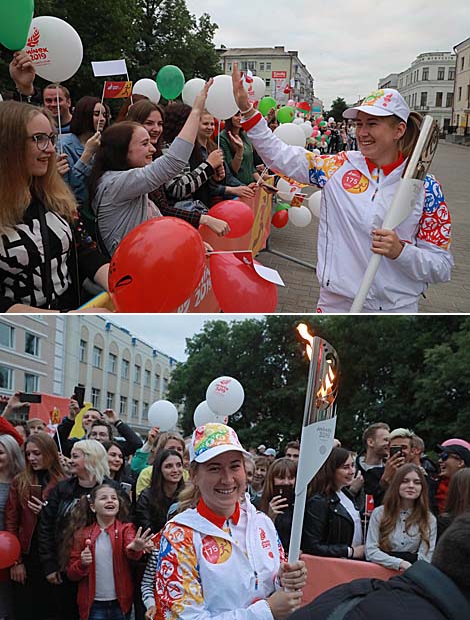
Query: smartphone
[
  {"left": 390, "top": 446, "right": 403, "bottom": 458},
  {"left": 273, "top": 484, "right": 294, "bottom": 508},
  {"left": 73, "top": 385, "right": 85, "bottom": 408},
  {"left": 30, "top": 485, "right": 43, "bottom": 501},
  {"left": 120, "top": 482, "right": 132, "bottom": 498},
  {"left": 19, "top": 393, "right": 42, "bottom": 403}
]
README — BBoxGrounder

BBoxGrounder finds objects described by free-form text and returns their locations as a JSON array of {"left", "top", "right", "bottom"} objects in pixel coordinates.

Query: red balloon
[
  {"left": 108, "top": 217, "right": 205, "bottom": 312},
  {"left": 272, "top": 209, "right": 289, "bottom": 228},
  {"left": 209, "top": 253, "right": 278, "bottom": 312},
  {"left": 207, "top": 200, "right": 254, "bottom": 239},
  {"left": 0, "top": 532, "right": 21, "bottom": 569}
]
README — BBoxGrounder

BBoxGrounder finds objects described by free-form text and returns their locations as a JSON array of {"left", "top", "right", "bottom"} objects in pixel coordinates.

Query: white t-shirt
[
  {"left": 94, "top": 529, "right": 117, "bottom": 601},
  {"left": 337, "top": 490, "right": 363, "bottom": 547}
]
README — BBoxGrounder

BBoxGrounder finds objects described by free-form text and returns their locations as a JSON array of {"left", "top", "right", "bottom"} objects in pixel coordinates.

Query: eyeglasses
[
  {"left": 28, "top": 133, "right": 57, "bottom": 151},
  {"left": 439, "top": 452, "right": 459, "bottom": 461}
]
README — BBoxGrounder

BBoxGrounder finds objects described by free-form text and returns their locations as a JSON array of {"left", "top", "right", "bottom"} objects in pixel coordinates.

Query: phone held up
[
  {"left": 73, "top": 385, "right": 85, "bottom": 409},
  {"left": 19, "top": 393, "right": 42, "bottom": 403},
  {"left": 29, "top": 485, "right": 43, "bottom": 501},
  {"left": 389, "top": 445, "right": 404, "bottom": 458},
  {"left": 273, "top": 484, "right": 294, "bottom": 508}
]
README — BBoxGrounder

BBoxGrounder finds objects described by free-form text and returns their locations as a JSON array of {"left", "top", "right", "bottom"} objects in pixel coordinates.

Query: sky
[
  {"left": 108, "top": 315, "right": 262, "bottom": 361},
  {"left": 185, "top": 0, "right": 469, "bottom": 109}
]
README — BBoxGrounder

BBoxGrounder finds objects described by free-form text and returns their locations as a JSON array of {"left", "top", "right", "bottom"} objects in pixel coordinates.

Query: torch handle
[{"left": 288, "top": 487, "right": 308, "bottom": 564}]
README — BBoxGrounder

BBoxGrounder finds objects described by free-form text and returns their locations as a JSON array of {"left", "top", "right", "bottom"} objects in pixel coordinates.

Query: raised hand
[
  {"left": 9, "top": 51, "right": 36, "bottom": 94},
  {"left": 231, "top": 62, "right": 250, "bottom": 113},
  {"left": 126, "top": 527, "right": 154, "bottom": 553},
  {"left": 192, "top": 78, "right": 214, "bottom": 115},
  {"left": 81, "top": 539, "right": 93, "bottom": 567}
]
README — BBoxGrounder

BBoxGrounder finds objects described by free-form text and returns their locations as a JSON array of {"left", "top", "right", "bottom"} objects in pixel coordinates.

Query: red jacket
[
  {"left": 66, "top": 520, "right": 143, "bottom": 620},
  {"left": 5, "top": 476, "right": 60, "bottom": 556}
]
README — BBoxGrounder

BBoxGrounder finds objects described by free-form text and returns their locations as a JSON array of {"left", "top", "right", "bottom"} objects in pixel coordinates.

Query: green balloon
[
  {"left": 273, "top": 202, "right": 291, "bottom": 214},
  {"left": 0, "top": 0, "right": 34, "bottom": 50},
  {"left": 277, "top": 106, "right": 295, "bottom": 124},
  {"left": 258, "top": 96, "right": 277, "bottom": 117},
  {"left": 319, "top": 120, "right": 327, "bottom": 128},
  {"left": 156, "top": 65, "right": 185, "bottom": 101}
]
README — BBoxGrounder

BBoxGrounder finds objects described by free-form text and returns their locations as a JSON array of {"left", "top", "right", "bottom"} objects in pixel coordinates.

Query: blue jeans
[{"left": 87, "top": 600, "right": 130, "bottom": 620}]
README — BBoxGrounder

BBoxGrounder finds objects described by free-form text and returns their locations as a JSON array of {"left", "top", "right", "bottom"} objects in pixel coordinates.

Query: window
[
  {"left": 119, "top": 396, "right": 127, "bottom": 416},
  {"left": 92, "top": 346, "right": 102, "bottom": 368},
  {"left": 134, "top": 364, "right": 141, "bottom": 383},
  {"left": 435, "top": 92, "right": 443, "bottom": 107},
  {"left": 448, "top": 67, "right": 455, "bottom": 80},
  {"left": 437, "top": 67, "right": 445, "bottom": 80},
  {"left": 422, "top": 68, "right": 429, "bottom": 81},
  {"left": 79, "top": 339, "right": 87, "bottom": 362},
  {"left": 107, "top": 353, "right": 117, "bottom": 374},
  {"left": 446, "top": 92, "right": 453, "bottom": 107},
  {"left": 143, "top": 402, "right": 149, "bottom": 420},
  {"left": 163, "top": 378, "right": 169, "bottom": 395},
  {"left": 420, "top": 92, "right": 428, "bottom": 107},
  {"left": 121, "top": 359, "right": 129, "bottom": 379},
  {"left": 154, "top": 373, "right": 160, "bottom": 391},
  {"left": 260, "top": 62, "right": 265, "bottom": 71},
  {"left": 106, "top": 392, "right": 114, "bottom": 410},
  {"left": 461, "top": 57, "right": 465, "bottom": 70},
  {"left": 227, "top": 62, "right": 232, "bottom": 71},
  {"left": 25, "top": 332, "right": 39, "bottom": 356},
  {"left": 459, "top": 86, "right": 462, "bottom": 101},
  {"left": 131, "top": 399, "right": 139, "bottom": 419},
  {"left": 266, "top": 62, "right": 271, "bottom": 71},
  {"left": 0, "top": 323, "right": 14, "bottom": 348},
  {"left": 144, "top": 369, "right": 151, "bottom": 388},
  {"left": 24, "top": 373, "right": 39, "bottom": 392},
  {"left": 91, "top": 388, "right": 100, "bottom": 409},
  {"left": 0, "top": 365, "right": 13, "bottom": 390},
  {"left": 265, "top": 78, "right": 271, "bottom": 87}
]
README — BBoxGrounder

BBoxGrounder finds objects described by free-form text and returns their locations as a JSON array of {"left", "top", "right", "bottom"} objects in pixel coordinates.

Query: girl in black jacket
[{"left": 302, "top": 447, "right": 364, "bottom": 559}]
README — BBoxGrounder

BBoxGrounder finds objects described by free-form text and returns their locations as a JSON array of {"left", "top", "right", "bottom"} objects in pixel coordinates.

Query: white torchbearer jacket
[
  {"left": 155, "top": 496, "right": 285, "bottom": 620},
  {"left": 244, "top": 114, "right": 453, "bottom": 311}
]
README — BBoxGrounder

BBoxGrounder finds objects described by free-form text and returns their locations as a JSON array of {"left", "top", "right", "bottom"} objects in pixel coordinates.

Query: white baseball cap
[
  {"left": 190, "top": 423, "right": 250, "bottom": 464},
  {"left": 343, "top": 89, "right": 410, "bottom": 123}
]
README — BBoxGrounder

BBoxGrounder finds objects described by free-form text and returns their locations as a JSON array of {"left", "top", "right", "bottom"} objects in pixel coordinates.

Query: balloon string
[
  {"left": 97, "top": 82, "right": 106, "bottom": 133},
  {"left": 55, "top": 85, "right": 63, "bottom": 154},
  {"left": 256, "top": 166, "right": 269, "bottom": 185},
  {"left": 207, "top": 250, "right": 252, "bottom": 255}
]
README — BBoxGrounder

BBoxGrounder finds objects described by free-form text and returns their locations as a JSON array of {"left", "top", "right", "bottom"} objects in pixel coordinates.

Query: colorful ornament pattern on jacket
[{"left": 419, "top": 175, "right": 451, "bottom": 249}]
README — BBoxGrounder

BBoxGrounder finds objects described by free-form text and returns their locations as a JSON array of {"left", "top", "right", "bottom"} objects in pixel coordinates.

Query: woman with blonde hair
[
  {"left": 366, "top": 463, "right": 437, "bottom": 571},
  {"left": 0, "top": 101, "right": 110, "bottom": 312},
  {"left": 232, "top": 67, "right": 453, "bottom": 313},
  {"left": 5, "top": 433, "right": 64, "bottom": 620}
]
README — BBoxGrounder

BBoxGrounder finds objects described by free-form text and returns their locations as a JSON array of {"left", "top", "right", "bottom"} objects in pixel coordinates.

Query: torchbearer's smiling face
[
  {"left": 192, "top": 451, "right": 245, "bottom": 517},
  {"left": 355, "top": 111, "right": 406, "bottom": 166}
]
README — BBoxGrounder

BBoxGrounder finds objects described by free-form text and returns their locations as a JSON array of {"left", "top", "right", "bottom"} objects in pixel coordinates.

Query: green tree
[
  {"left": 327, "top": 97, "right": 348, "bottom": 122},
  {"left": 168, "top": 316, "right": 467, "bottom": 453}
]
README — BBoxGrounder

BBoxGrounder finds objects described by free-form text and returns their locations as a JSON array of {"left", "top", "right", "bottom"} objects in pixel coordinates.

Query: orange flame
[
  {"left": 296, "top": 323, "right": 313, "bottom": 360},
  {"left": 317, "top": 364, "right": 335, "bottom": 403}
]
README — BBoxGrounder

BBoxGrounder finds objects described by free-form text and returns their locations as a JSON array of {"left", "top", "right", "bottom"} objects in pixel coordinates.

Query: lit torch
[{"left": 288, "top": 324, "right": 340, "bottom": 564}]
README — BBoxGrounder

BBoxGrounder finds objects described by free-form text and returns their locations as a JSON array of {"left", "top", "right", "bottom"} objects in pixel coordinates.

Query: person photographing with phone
[
  {"left": 5, "top": 433, "right": 65, "bottom": 620},
  {"left": 259, "top": 458, "right": 297, "bottom": 552}
]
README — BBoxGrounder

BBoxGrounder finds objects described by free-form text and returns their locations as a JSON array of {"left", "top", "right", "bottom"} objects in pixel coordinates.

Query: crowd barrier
[
  {"left": 81, "top": 187, "right": 273, "bottom": 312},
  {"left": 300, "top": 553, "right": 397, "bottom": 604}
]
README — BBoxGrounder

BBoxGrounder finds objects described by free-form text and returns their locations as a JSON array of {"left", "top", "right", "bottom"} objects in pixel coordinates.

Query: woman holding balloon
[
  {"left": 232, "top": 65, "right": 453, "bottom": 313},
  {"left": 89, "top": 81, "right": 213, "bottom": 258}
]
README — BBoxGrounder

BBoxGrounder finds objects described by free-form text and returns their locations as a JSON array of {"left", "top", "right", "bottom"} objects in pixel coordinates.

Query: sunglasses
[{"left": 439, "top": 452, "right": 459, "bottom": 461}]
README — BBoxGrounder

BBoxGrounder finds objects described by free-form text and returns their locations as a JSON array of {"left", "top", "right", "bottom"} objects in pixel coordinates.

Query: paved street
[{"left": 258, "top": 141, "right": 470, "bottom": 313}]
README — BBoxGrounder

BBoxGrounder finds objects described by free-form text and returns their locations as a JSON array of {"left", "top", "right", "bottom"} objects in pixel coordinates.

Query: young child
[{"left": 66, "top": 483, "right": 153, "bottom": 620}]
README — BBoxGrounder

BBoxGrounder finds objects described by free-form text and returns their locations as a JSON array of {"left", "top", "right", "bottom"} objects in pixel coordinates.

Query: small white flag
[{"left": 91, "top": 59, "right": 128, "bottom": 77}]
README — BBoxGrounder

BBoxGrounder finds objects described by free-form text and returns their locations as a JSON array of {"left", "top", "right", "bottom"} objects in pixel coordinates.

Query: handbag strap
[{"left": 37, "top": 203, "right": 53, "bottom": 308}]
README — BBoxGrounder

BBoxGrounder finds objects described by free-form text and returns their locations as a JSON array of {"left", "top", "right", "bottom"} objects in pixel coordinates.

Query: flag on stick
[
  {"left": 104, "top": 81, "right": 133, "bottom": 99},
  {"left": 288, "top": 325, "right": 340, "bottom": 564},
  {"left": 91, "top": 59, "right": 128, "bottom": 77}
]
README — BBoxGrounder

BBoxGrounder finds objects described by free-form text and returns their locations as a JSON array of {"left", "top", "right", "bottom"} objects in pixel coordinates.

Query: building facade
[
  {"left": 378, "top": 73, "right": 399, "bottom": 89},
  {"left": 0, "top": 316, "right": 175, "bottom": 434},
  {"left": 219, "top": 46, "right": 315, "bottom": 105},
  {"left": 452, "top": 36, "right": 470, "bottom": 138},
  {"left": 397, "top": 52, "right": 456, "bottom": 130}
]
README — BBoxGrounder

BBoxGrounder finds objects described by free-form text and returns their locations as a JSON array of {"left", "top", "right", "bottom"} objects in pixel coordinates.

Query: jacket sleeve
[
  {"left": 417, "top": 514, "right": 437, "bottom": 563},
  {"left": 0, "top": 418, "right": 23, "bottom": 445},
  {"left": 66, "top": 531, "right": 90, "bottom": 581},
  {"left": 114, "top": 420, "right": 143, "bottom": 456},
  {"left": 55, "top": 417, "right": 75, "bottom": 457},
  {"left": 131, "top": 447, "right": 151, "bottom": 473},
  {"left": 393, "top": 175, "right": 453, "bottom": 284},
  {"left": 301, "top": 496, "right": 349, "bottom": 558},
  {"left": 141, "top": 548, "right": 158, "bottom": 610},
  {"left": 156, "top": 526, "right": 273, "bottom": 620},
  {"left": 165, "top": 162, "right": 214, "bottom": 200},
  {"left": 4, "top": 481, "right": 22, "bottom": 558},
  {"left": 134, "top": 490, "right": 152, "bottom": 532},
  {"left": 365, "top": 507, "right": 401, "bottom": 571},
  {"left": 38, "top": 483, "right": 63, "bottom": 575}
]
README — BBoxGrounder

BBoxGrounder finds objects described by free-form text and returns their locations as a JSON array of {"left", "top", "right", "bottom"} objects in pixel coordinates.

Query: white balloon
[
  {"left": 293, "top": 117, "right": 304, "bottom": 125},
  {"left": 276, "top": 177, "right": 300, "bottom": 203},
  {"left": 205, "top": 74, "right": 239, "bottom": 120},
  {"left": 328, "top": 117, "right": 335, "bottom": 123},
  {"left": 148, "top": 400, "right": 178, "bottom": 431},
  {"left": 301, "top": 121, "right": 313, "bottom": 138},
  {"left": 274, "top": 123, "right": 306, "bottom": 147},
  {"left": 289, "top": 205, "right": 312, "bottom": 227},
  {"left": 24, "top": 16, "right": 83, "bottom": 82},
  {"left": 206, "top": 376, "right": 244, "bottom": 416},
  {"left": 251, "top": 76, "right": 266, "bottom": 100},
  {"left": 308, "top": 191, "right": 322, "bottom": 218},
  {"left": 133, "top": 78, "right": 161, "bottom": 104},
  {"left": 193, "top": 401, "right": 217, "bottom": 427},
  {"left": 312, "top": 148, "right": 321, "bottom": 155},
  {"left": 182, "top": 78, "right": 206, "bottom": 107}
]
